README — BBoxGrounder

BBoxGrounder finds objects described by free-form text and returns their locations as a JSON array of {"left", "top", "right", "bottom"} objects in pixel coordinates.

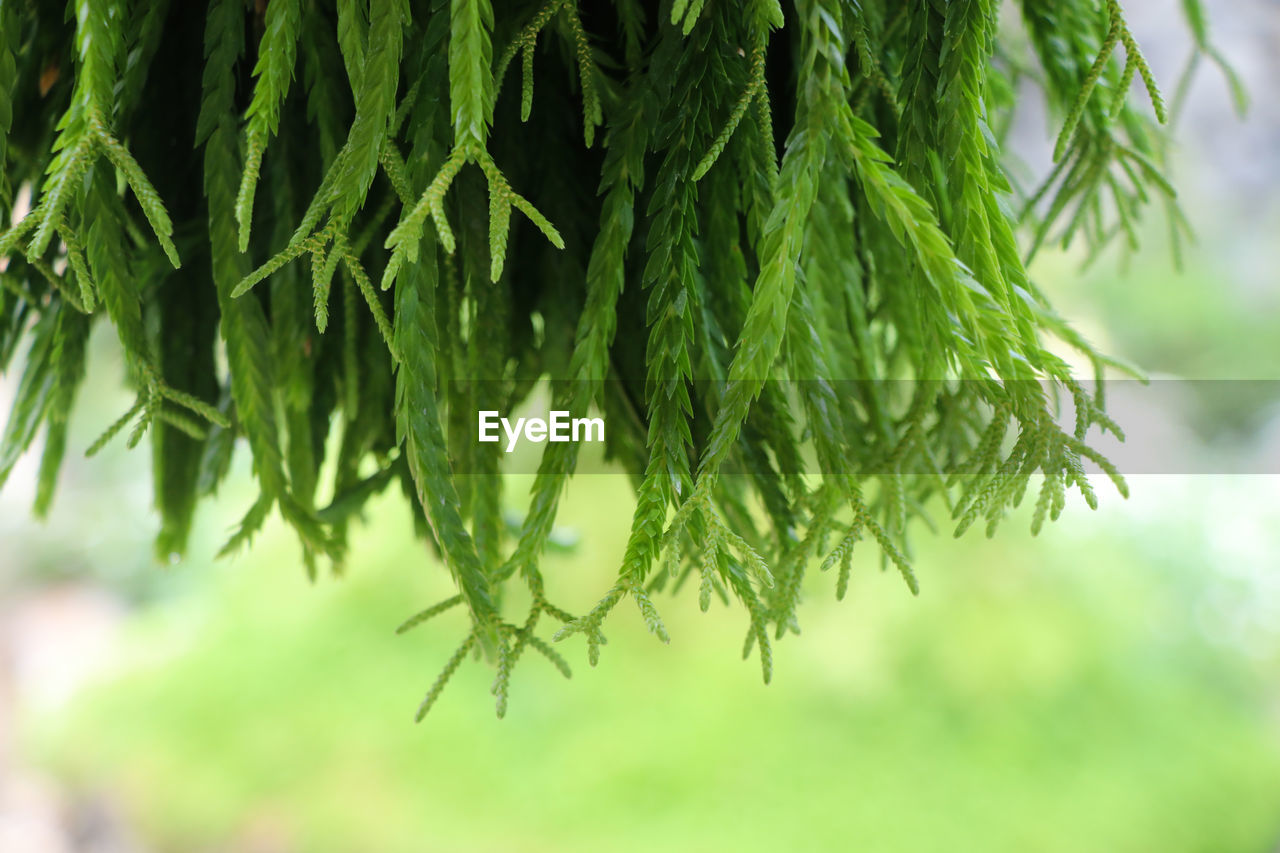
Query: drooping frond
[{"left": 0, "top": 0, "right": 1231, "bottom": 717}]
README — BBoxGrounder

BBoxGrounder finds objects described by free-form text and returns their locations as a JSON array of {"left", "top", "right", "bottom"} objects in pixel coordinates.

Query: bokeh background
[{"left": 2, "top": 1, "right": 1279, "bottom": 850}]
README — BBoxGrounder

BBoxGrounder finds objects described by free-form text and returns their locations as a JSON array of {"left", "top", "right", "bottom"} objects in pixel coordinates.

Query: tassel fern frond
[{"left": 0, "top": 0, "right": 1237, "bottom": 717}]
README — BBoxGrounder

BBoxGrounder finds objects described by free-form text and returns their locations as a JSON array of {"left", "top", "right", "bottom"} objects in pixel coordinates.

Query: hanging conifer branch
[
  {"left": 236, "top": 0, "right": 302, "bottom": 250},
  {"left": 494, "top": 0, "right": 601, "bottom": 144},
  {"left": 0, "top": 0, "right": 1240, "bottom": 717}
]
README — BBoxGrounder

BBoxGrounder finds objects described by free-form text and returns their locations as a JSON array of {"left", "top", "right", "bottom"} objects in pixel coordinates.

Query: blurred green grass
[{"left": 21, "top": 468, "right": 1280, "bottom": 852}]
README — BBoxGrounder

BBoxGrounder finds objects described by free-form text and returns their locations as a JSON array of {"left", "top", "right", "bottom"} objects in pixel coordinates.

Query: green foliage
[
  {"left": 0, "top": 0, "right": 1234, "bottom": 717},
  {"left": 30, "top": 485, "right": 1280, "bottom": 852}
]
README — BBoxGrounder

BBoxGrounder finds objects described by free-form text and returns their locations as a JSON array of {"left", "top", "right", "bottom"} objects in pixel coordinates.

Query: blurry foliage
[{"left": 24, "top": 475, "right": 1280, "bottom": 853}]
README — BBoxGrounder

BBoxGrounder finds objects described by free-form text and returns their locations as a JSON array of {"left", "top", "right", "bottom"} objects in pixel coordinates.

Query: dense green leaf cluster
[{"left": 0, "top": 0, "right": 1226, "bottom": 716}]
